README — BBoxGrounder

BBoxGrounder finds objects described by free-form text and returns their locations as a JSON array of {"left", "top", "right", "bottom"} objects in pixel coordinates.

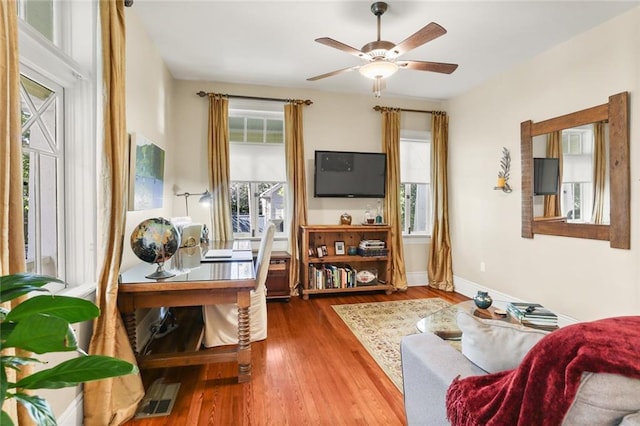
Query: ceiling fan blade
[
  {"left": 307, "top": 66, "right": 361, "bottom": 81},
  {"left": 398, "top": 60, "right": 458, "bottom": 74},
  {"left": 389, "top": 22, "right": 447, "bottom": 58},
  {"left": 315, "top": 37, "right": 371, "bottom": 60}
]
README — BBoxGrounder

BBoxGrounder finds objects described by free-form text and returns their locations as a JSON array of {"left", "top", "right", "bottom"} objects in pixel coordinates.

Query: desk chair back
[{"left": 255, "top": 222, "right": 275, "bottom": 291}]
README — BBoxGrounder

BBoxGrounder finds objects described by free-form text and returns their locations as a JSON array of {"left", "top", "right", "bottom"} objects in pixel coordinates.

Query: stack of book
[
  {"left": 506, "top": 302, "right": 558, "bottom": 330},
  {"left": 357, "top": 239, "right": 388, "bottom": 257}
]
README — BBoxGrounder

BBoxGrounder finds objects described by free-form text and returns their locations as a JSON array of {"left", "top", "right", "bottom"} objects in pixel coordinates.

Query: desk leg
[
  {"left": 122, "top": 311, "right": 138, "bottom": 356},
  {"left": 237, "top": 290, "right": 251, "bottom": 382}
]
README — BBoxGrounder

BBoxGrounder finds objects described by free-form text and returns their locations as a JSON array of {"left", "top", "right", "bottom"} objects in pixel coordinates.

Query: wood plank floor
[{"left": 123, "top": 286, "right": 468, "bottom": 426}]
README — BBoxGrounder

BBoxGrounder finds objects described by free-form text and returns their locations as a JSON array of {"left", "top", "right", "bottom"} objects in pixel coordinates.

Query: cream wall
[
  {"left": 171, "top": 80, "right": 441, "bottom": 273},
  {"left": 446, "top": 6, "right": 640, "bottom": 321},
  {"left": 122, "top": 11, "right": 177, "bottom": 271}
]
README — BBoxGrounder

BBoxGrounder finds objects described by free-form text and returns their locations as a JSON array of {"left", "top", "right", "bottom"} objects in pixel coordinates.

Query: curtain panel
[
  {"left": 84, "top": 1, "right": 144, "bottom": 424},
  {"left": 380, "top": 108, "right": 408, "bottom": 291},
  {"left": 428, "top": 113, "right": 454, "bottom": 292},
  {"left": 284, "top": 102, "right": 308, "bottom": 295},
  {"left": 1, "top": 1, "right": 30, "bottom": 423},
  {"left": 543, "top": 131, "right": 563, "bottom": 217},
  {"left": 207, "top": 94, "right": 233, "bottom": 242},
  {"left": 592, "top": 122, "right": 606, "bottom": 224}
]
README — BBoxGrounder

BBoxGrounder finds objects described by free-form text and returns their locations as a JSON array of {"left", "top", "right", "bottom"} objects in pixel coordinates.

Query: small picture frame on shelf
[
  {"left": 335, "top": 241, "right": 345, "bottom": 255},
  {"left": 308, "top": 248, "right": 315, "bottom": 257},
  {"left": 321, "top": 245, "right": 328, "bottom": 256},
  {"left": 317, "top": 247, "right": 324, "bottom": 258}
]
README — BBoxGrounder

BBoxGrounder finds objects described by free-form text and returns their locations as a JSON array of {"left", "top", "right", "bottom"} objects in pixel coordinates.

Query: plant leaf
[
  {"left": 1, "top": 364, "right": 7, "bottom": 411},
  {"left": 14, "top": 355, "right": 138, "bottom": 390},
  {"left": 0, "top": 274, "right": 63, "bottom": 303},
  {"left": 3, "top": 315, "right": 78, "bottom": 354},
  {"left": 6, "top": 295, "right": 99, "bottom": 323},
  {"left": 1, "top": 410, "right": 14, "bottom": 426},
  {"left": 1, "top": 355, "right": 44, "bottom": 371},
  {"left": 13, "top": 392, "right": 56, "bottom": 426}
]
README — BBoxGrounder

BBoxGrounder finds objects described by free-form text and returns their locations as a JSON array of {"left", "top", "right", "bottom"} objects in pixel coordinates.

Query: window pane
[
  {"left": 40, "top": 154, "right": 59, "bottom": 277},
  {"left": 246, "top": 118, "right": 263, "bottom": 143},
  {"left": 23, "top": 152, "right": 35, "bottom": 273},
  {"left": 265, "top": 119, "right": 283, "bottom": 144},
  {"left": 257, "top": 182, "right": 285, "bottom": 233},
  {"left": 25, "top": 0, "right": 54, "bottom": 42},
  {"left": 229, "top": 116, "right": 245, "bottom": 142},
  {"left": 230, "top": 183, "right": 250, "bottom": 233}
]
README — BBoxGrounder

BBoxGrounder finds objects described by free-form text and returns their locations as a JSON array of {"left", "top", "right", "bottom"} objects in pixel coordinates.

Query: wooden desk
[{"left": 118, "top": 261, "right": 255, "bottom": 382}]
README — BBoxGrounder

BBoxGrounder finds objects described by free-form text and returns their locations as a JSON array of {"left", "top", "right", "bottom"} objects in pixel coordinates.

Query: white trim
[
  {"left": 406, "top": 271, "right": 428, "bottom": 286},
  {"left": 18, "top": 20, "right": 87, "bottom": 87},
  {"left": 57, "top": 392, "right": 83, "bottom": 426}
]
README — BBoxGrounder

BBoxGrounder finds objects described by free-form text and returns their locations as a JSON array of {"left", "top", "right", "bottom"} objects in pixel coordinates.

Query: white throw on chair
[{"left": 202, "top": 222, "right": 275, "bottom": 347}]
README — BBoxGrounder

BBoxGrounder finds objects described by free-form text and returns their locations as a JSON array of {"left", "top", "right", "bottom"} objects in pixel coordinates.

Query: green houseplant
[{"left": 1, "top": 273, "right": 138, "bottom": 426}]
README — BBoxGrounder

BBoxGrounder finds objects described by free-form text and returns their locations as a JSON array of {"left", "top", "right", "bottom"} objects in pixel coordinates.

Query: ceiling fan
[{"left": 307, "top": 2, "right": 458, "bottom": 97}]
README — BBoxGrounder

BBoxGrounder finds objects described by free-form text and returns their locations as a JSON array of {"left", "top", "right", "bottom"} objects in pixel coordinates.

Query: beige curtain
[
  {"left": 284, "top": 102, "right": 308, "bottom": 295},
  {"left": 428, "top": 113, "right": 454, "bottom": 292},
  {"left": 207, "top": 94, "right": 233, "bottom": 241},
  {"left": 543, "top": 131, "right": 562, "bottom": 217},
  {"left": 380, "top": 108, "right": 407, "bottom": 291},
  {"left": 592, "top": 122, "right": 606, "bottom": 224},
  {"left": 84, "top": 1, "right": 144, "bottom": 424},
  {"left": 1, "top": 2, "right": 31, "bottom": 423}
]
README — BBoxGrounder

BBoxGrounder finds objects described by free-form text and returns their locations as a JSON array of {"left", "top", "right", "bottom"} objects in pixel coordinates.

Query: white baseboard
[{"left": 58, "top": 393, "right": 83, "bottom": 426}]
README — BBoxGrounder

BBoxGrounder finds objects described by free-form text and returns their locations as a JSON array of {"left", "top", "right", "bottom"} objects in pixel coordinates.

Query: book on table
[{"left": 507, "top": 302, "right": 558, "bottom": 328}]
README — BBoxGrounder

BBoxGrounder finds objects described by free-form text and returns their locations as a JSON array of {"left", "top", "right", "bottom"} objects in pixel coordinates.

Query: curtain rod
[
  {"left": 197, "top": 91, "right": 312, "bottom": 105},
  {"left": 373, "top": 105, "right": 445, "bottom": 115}
]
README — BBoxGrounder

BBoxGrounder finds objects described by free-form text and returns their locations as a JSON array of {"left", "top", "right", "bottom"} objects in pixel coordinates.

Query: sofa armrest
[{"left": 401, "top": 332, "right": 486, "bottom": 426}]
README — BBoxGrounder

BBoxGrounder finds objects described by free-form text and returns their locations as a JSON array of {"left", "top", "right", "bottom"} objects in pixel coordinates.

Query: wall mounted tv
[
  {"left": 533, "top": 157, "right": 560, "bottom": 195},
  {"left": 314, "top": 150, "right": 386, "bottom": 198}
]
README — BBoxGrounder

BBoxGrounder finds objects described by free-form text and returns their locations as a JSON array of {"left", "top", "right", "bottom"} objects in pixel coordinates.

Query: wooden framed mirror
[{"left": 521, "top": 92, "right": 629, "bottom": 249}]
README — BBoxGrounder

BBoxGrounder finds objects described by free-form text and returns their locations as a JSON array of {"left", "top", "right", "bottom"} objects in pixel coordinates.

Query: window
[
  {"left": 21, "top": 73, "right": 63, "bottom": 279},
  {"left": 561, "top": 126, "right": 594, "bottom": 223},
  {"left": 399, "top": 131, "right": 431, "bottom": 236},
  {"left": 228, "top": 100, "right": 287, "bottom": 238},
  {"left": 18, "top": 1, "right": 98, "bottom": 290}
]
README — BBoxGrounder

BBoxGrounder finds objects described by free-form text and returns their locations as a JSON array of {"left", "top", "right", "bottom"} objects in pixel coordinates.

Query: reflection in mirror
[
  {"left": 533, "top": 122, "right": 610, "bottom": 224},
  {"left": 521, "top": 91, "right": 629, "bottom": 249}
]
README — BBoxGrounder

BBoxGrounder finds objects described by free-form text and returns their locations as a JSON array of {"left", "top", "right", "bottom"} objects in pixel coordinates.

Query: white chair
[{"left": 202, "top": 222, "right": 275, "bottom": 347}]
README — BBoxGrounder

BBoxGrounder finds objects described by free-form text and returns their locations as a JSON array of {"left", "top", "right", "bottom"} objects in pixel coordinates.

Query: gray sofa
[
  {"left": 400, "top": 312, "right": 640, "bottom": 426},
  {"left": 400, "top": 332, "right": 485, "bottom": 425}
]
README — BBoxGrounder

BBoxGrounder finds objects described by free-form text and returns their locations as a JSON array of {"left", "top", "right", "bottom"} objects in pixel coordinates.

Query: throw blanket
[{"left": 446, "top": 316, "right": 640, "bottom": 426}]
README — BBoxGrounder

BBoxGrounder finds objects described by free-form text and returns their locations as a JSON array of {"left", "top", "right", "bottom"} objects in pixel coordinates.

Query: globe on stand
[{"left": 130, "top": 217, "right": 181, "bottom": 279}]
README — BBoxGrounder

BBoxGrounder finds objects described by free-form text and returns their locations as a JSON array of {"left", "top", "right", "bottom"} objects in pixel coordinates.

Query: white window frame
[
  {"left": 18, "top": 1, "right": 98, "bottom": 291},
  {"left": 399, "top": 130, "right": 432, "bottom": 240},
  {"left": 228, "top": 102, "right": 288, "bottom": 240}
]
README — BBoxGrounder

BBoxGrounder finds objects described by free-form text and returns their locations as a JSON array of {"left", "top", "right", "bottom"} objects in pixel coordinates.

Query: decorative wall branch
[{"left": 495, "top": 147, "right": 512, "bottom": 193}]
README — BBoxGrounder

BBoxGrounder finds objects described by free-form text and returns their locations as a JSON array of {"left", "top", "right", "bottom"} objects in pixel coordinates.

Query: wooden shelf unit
[{"left": 300, "top": 224, "right": 393, "bottom": 300}]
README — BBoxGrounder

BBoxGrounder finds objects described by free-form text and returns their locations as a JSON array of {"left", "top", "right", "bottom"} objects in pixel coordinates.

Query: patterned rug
[{"left": 332, "top": 298, "right": 458, "bottom": 392}]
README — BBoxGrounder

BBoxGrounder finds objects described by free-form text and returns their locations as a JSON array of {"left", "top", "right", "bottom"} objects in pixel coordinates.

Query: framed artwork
[
  {"left": 335, "top": 241, "right": 345, "bottom": 255},
  {"left": 321, "top": 245, "right": 328, "bottom": 256},
  {"left": 129, "top": 133, "right": 165, "bottom": 211},
  {"left": 316, "top": 247, "right": 324, "bottom": 258}
]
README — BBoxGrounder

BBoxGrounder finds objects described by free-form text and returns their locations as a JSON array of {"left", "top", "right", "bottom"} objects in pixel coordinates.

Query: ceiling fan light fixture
[{"left": 359, "top": 60, "right": 398, "bottom": 79}]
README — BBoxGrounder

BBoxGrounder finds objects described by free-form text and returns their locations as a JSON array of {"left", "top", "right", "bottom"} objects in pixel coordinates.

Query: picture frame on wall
[
  {"left": 128, "top": 132, "right": 166, "bottom": 211},
  {"left": 335, "top": 241, "right": 345, "bottom": 255}
]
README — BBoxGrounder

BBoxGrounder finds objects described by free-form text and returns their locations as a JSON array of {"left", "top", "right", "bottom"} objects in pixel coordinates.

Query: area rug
[{"left": 332, "top": 298, "right": 456, "bottom": 392}]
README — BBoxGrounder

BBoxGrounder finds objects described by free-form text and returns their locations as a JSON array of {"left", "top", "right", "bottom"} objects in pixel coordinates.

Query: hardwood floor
[{"left": 123, "top": 286, "right": 468, "bottom": 426}]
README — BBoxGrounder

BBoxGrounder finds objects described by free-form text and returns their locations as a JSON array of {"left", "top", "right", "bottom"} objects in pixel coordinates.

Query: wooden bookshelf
[{"left": 299, "top": 225, "right": 393, "bottom": 300}]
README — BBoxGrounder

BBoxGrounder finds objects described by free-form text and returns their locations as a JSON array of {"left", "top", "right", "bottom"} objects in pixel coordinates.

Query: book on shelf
[{"left": 307, "top": 264, "right": 356, "bottom": 289}]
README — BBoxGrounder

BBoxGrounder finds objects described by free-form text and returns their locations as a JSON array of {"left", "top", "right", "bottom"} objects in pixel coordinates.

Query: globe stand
[{"left": 145, "top": 262, "right": 175, "bottom": 280}]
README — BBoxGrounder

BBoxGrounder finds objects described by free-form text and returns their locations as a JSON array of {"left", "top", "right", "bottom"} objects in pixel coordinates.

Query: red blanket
[{"left": 446, "top": 316, "right": 640, "bottom": 426}]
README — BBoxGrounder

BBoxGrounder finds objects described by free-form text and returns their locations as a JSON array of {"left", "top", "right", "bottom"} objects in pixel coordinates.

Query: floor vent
[{"left": 135, "top": 378, "right": 181, "bottom": 418}]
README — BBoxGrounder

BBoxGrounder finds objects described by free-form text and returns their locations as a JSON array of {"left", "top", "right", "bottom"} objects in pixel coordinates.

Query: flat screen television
[
  {"left": 314, "top": 150, "right": 386, "bottom": 198},
  {"left": 533, "top": 157, "right": 560, "bottom": 195}
]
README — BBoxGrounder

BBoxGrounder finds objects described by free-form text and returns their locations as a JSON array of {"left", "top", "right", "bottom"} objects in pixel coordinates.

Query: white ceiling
[{"left": 132, "top": 1, "right": 638, "bottom": 100}]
